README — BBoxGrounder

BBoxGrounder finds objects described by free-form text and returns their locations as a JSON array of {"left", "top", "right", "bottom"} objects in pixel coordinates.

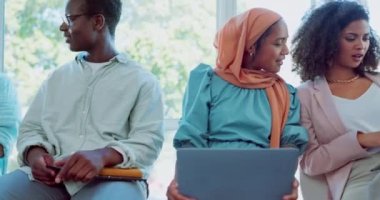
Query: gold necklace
[{"left": 327, "top": 74, "right": 360, "bottom": 84}]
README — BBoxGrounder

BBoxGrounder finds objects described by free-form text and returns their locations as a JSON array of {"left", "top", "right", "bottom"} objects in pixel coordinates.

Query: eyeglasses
[{"left": 62, "top": 13, "right": 90, "bottom": 26}]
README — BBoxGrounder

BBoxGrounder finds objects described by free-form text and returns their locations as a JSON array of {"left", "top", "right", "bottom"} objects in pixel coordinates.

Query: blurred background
[{"left": 1, "top": 0, "right": 379, "bottom": 199}]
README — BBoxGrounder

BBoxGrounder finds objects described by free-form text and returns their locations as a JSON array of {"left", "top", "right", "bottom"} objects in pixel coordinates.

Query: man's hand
[
  {"left": 0, "top": 144, "right": 4, "bottom": 158},
  {"left": 26, "top": 146, "right": 57, "bottom": 185},
  {"left": 54, "top": 147, "right": 122, "bottom": 183}
]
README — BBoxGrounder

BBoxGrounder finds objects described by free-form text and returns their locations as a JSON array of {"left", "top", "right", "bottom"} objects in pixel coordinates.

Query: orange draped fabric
[{"left": 213, "top": 8, "right": 290, "bottom": 148}]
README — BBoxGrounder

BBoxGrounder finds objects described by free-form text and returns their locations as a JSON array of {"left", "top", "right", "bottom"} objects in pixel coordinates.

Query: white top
[
  {"left": 333, "top": 83, "right": 380, "bottom": 152},
  {"left": 82, "top": 60, "right": 112, "bottom": 75},
  {"left": 333, "top": 83, "right": 380, "bottom": 133}
]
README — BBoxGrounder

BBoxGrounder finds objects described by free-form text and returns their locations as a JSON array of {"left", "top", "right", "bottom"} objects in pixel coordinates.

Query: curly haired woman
[{"left": 292, "top": 1, "right": 380, "bottom": 200}]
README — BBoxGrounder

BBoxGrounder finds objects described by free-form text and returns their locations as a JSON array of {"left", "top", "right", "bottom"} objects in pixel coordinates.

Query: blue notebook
[{"left": 176, "top": 148, "right": 299, "bottom": 200}]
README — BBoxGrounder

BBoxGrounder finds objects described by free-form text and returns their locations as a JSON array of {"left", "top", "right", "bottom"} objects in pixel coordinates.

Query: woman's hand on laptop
[
  {"left": 166, "top": 176, "right": 298, "bottom": 200},
  {"left": 167, "top": 179, "right": 196, "bottom": 200},
  {"left": 282, "top": 179, "right": 299, "bottom": 200}
]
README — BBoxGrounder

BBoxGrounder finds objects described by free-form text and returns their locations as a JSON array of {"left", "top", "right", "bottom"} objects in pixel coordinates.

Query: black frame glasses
[{"left": 62, "top": 13, "right": 93, "bottom": 26}]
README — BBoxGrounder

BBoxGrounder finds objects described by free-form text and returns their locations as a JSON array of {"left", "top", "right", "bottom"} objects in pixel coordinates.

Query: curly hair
[
  {"left": 81, "top": 0, "right": 122, "bottom": 37},
  {"left": 291, "top": 1, "right": 380, "bottom": 81}
]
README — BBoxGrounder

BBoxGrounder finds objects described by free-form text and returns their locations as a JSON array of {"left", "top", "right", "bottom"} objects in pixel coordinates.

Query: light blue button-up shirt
[
  {"left": 17, "top": 53, "right": 164, "bottom": 195},
  {"left": 0, "top": 74, "right": 20, "bottom": 175}
]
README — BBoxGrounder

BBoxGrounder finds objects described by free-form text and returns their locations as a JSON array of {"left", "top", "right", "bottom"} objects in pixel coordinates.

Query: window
[
  {"left": 1, "top": 0, "right": 379, "bottom": 199},
  {"left": 367, "top": 0, "right": 380, "bottom": 32},
  {"left": 4, "top": 0, "right": 216, "bottom": 119}
]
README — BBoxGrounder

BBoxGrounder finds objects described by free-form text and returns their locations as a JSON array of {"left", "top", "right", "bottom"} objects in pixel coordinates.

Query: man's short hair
[{"left": 82, "top": 0, "right": 122, "bottom": 37}]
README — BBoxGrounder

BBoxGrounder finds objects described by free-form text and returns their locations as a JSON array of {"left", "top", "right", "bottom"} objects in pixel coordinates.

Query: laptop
[{"left": 176, "top": 148, "right": 299, "bottom": 200}]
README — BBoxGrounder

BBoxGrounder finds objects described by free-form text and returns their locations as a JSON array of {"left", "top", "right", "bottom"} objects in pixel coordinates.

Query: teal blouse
[
  {"left": 174, "top": 64, "right": 308, "bottom": 152},
  {"left": 0, "top": 74, "right": 19, "bottom": 175}
]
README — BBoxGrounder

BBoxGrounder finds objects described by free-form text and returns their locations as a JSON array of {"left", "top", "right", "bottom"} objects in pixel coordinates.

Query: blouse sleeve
[
  {"left": 280, "top": 85, "right": 309, "bottom": 153},
  {"left": 0, "top": 74, "right": 20, "bottom": 158},
  {"left": 297, "top": 82, "right": 368, "bottom": 176},
  {"left": 173, "top": 64, "right": 213, "bottom": 148}
]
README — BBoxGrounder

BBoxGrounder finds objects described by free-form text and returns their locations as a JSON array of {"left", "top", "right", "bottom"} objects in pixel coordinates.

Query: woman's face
[
  {"left": 333, "top": 19, "right": 370, "bottom": 70},
  {"left": 250, "top": 20, "right": 289, "bottom": 73}
]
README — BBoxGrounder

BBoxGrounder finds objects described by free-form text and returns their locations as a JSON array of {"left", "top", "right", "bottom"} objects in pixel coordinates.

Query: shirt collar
[{"left": 75, "top": 52, "right": 130, "bottom": 65}]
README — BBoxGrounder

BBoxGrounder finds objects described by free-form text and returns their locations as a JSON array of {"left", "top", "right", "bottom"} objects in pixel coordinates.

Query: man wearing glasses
[{"left": 0, "top": 0, "right": 164, "bottom": 199}]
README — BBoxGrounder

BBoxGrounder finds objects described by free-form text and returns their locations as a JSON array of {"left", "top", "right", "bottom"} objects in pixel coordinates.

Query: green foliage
[{"left": 5, "top": 0, "right": 69, "bottom": 107}]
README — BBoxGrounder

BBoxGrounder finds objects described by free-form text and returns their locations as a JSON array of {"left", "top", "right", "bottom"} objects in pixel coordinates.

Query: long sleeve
[
  {"left": 299, "top": 104, "right": 367, "bottom": 176},
  {"left": 0, "top": 74, "right": 20, "bottom": 174},
  {"left": 297, "top": 82, "right": 368, "bottom": 176},
  {"left": 17, "top": 81, "right": 55, "bottom": 166},
  {"left": 173, "top": 64, "right": 212, "bottom": 148},
  {"left": 280, "top": 85, "right": 308, "bottom": 153},
  {"left": 106, "top": 76, "right": 165, "bottom": 173}
]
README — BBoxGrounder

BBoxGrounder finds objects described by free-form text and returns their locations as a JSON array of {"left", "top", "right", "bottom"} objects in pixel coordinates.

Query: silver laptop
[{"left": 176, "top": 148, "right": 299, "bottom": 200}]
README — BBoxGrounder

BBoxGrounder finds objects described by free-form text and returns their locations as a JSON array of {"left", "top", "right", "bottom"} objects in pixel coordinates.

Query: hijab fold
[{"left": 213, "top": 8, "right": 290, "bottom": 148}]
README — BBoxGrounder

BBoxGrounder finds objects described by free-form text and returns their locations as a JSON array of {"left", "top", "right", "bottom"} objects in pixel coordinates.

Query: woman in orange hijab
[{"left": 167, "top": 8, "right": 308, "bottom": 200}]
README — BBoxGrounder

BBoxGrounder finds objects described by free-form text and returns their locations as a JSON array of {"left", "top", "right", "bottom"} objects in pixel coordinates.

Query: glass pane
[
  {"left": 237, "top": 0, "right": 312, "bottom": 87},
  {"left": 4, "top": 0, "right": 68, "bottom": 110},
  {"left": 367, "top": 0, "right": 380, "bottom": 34}
]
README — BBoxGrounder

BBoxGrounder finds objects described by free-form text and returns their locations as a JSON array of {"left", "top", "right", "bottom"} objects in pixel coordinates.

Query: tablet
[{"left": 176, "top": 148, "right": 299, "bottom": 200}]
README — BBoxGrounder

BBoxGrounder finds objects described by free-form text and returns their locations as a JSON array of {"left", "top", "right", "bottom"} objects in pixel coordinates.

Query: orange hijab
[{"left": 214, "top": 8, "right": 290, "bottom": 148}]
